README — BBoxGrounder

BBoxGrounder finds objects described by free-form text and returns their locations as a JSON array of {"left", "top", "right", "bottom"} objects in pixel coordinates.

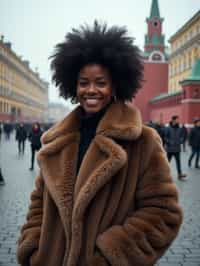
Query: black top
[{"left": 77, "top": 107, "right": 108, "bottom": 173}]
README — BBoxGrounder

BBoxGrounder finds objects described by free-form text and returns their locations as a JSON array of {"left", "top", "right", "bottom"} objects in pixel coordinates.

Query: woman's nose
[{"left": 87, "top": 84, "right": 96, "bottom": 93}]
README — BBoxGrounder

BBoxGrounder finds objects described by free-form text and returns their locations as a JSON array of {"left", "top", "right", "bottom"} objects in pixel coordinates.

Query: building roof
[
  {"left": 169, "top": 10, "right": 200, "bottom": 42},
  {"left": 150, "top": 90, "right": 182, "bottom": 103},
  {"left": 150, "top": 0, "right": 160, "bottom": 18}
]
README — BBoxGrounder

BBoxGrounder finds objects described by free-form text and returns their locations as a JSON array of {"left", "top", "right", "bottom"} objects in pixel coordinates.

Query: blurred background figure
[
  {"left": 154, "top": 121, "right": 166, "bottom": 146},
  {"left": 165, "top": 115, "right": 187, "bottom": 181},
  {"left": 0, "top": 122, "right": 2, "bottom": 142},
  {"left": 3, "top": 122, "right": 12, "bottom": 140},
  {"left": 16, "top": 123, "right": 27, "bottom": 155},
  {"left": 181, "top": 124, "right": 188, "bottom": 152},
  {"left": 28, "top": 122, "right": 43, "bottom": 170},
  {"left": 188, "top": 118, "right": 200, "bottom": 169},
  {"left": 0, "top": 167, "right": 5, "bottom": 185}
]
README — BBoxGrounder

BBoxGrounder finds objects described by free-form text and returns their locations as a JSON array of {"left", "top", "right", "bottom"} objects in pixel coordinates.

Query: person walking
[
  {"left": 188, "top": 118, "right": 200, "bottom": 169},
  {"left": 3, "top": 122, "right": 12, "bottom": 140},
  {"left": 16, "top": 123, "right": 27, "bottom": 155},
  {"left": 0, "top": 167, "right": 5, "bottom": 185},
  {"left": 17, "top": 22, "right": 182, "bottom": 266},
  {"left": 165, "top": 115, "right": 187, "bottom": 180},
  {"left": 0, "top": 122, "right": 2, "bottom": 142},
  {"left": 181, "top": 124, "right": 188, "bottom": 152},
  {"left": 154, "top": 121, "right": 166, "bottom": 146},
  {"left": 28, "top": 122, "right": 42, "bottom": 170}
]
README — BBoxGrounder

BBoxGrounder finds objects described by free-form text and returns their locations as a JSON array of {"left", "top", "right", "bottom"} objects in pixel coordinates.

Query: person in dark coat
[
  {"left": 165, "top": 115, "right": 187, "bottom": 180},
  {"left": 16, "top": 123, "right": 27, "bottom": 155},
  {"left": 0, "top": 122, "right": 2, "bottom": 142},
  {"left": 3, "top": 122, "right": 12, "bottom": 140},
  {"left": 188, "top": 119, "right": 200, "bottom": 168},
  {"left": 181, "top": 124, "right": 188, "bottom": 152},
  {"left": 0, "top": 167, "right": 5, "bottom": 185},
  {"left": 154, "top": 121, "right": 166, "bottom": 146},
  {"left": 29, "top": 122, "right": 43, "bottom": 170}
]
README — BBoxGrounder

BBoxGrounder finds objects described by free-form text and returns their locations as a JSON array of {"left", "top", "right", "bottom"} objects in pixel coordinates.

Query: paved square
[{"left": 0, "top": 133, "right": 200, "bottom": 266}]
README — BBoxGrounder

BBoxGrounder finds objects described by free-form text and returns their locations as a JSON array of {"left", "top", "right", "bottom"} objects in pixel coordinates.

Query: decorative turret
[
  {"left": 186, "top": 59, "right": 200, "bottom": 81},
  {"left": 180, "top": 58, "right": 200, "bottom": 124},
  {"left": 144, "top": 0, "right": 166, "bottom": 61},
  {"left": 180, "top": 58, "right": 200, "bottom": 97}
]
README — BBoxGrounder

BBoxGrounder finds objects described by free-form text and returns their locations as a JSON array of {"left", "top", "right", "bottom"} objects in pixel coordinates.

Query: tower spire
[{"left": 150, "top": 0, "right": 160, "bottom": 18}]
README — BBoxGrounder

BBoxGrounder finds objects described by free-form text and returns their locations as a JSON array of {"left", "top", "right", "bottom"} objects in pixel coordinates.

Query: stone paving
[{"left": 0, "top": 133, "right": 200, "bottom": 266}]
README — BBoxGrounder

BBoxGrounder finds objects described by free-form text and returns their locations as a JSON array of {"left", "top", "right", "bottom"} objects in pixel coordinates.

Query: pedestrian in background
[
  {"left": 28, "top": 122, "right": 42, "bottom": 170},
  {"left": 165, "top": 115, "right": 187, "bottom": 180},
  {"left": 3, "top": 122, "right": 12, "bottom": 140},
  {"left": 17, "top": 21, "right": 182, "bottom": 266},
  {"left": 181, "top": 123, "right": 188, "bottom": 152},
  {"left": 188, "top": 118, "right": 200, "bottom": 169},
  {"left": 0, "top": 122, "right": 2, "bottom": 142},
  {"left": 0, "top": 167, "right": 5, "bottom": 185},
  {"left": 16, "top": 123, "right": 27, "bottom": 155},
  {"left": 154, "top": 121, "right": 166, "bottom": 146}
]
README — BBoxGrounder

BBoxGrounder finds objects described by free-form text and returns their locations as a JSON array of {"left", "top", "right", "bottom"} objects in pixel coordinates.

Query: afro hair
[{"left": 50, "top": 21, "right": 144, "bottom": 102}]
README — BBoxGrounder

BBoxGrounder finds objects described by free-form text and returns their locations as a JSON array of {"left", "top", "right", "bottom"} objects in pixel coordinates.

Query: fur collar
[{"left": 40, "top": 101, "right": 142, "bottom": 155}]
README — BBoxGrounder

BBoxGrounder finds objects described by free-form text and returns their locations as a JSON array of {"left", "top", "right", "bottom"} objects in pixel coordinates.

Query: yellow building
[
  {"left": 0, "top": 36, "right": 48, "bottom": 122},
  {"left": 168, "top": 10, "right": 200, "bottom": 93}
]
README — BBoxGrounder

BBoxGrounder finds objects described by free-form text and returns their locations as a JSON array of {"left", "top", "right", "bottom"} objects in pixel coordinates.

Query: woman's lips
[{"left": 85, "top": 98, "right": 101, "bottom": 106}]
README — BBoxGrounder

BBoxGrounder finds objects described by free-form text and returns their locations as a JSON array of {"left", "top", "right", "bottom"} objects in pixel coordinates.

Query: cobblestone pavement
[{"left": 0, "top": 133, "right": 200, "bottom": 266}]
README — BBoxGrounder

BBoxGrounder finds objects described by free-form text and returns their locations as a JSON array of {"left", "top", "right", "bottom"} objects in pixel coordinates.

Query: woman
[
  {"left": 28, "top": 123, "right": 43, "bottom": 170},
  {"left": 17, "top": 22, "right": 182, "bottom": 266}
]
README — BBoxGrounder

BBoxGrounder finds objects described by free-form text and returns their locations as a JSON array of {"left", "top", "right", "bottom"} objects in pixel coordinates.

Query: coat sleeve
[
  {"left": 96, "top": 130, "right": 183, "bottom": 266},
  {"left": 17, "top": 173, "right": 44, "bottom": 266}
]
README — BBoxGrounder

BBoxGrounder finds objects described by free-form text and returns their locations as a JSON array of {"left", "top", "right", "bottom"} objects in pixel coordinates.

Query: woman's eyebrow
[{"left": 78, "top": 76, "right": 88, "bottom": 80}]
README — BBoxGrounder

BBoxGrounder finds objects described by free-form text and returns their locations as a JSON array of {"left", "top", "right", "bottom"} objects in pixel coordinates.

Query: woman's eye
[
  {"left": 97, "top": 82, "right": 106, "bottom": 87},
  {"left": 79, "top": 81, "right": 88, "bottom": 87}
]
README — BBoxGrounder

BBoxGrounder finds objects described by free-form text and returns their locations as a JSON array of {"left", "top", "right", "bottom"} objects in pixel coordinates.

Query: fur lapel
[{"left": 37, "top": 101, "right": 142, "bottom": 265}]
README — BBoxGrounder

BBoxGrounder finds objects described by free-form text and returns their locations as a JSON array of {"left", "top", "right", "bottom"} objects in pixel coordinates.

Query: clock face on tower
[
  {"left": 153, "top": 20, "right": 159, "bottom": 28},
  {"left": 152, "top": 53, "right": 161, "bottom": 61}
]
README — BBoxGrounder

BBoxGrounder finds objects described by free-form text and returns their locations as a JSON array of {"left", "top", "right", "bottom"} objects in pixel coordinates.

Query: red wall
[
  {"left": 150, "top": 104, "right": 182, "bottom": 124},
  {"left": 134, "top": 61, "right": 168, "bottom": 122}
]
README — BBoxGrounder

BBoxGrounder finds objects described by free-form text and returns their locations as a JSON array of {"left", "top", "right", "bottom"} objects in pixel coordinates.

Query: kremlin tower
[{"left": 134, "top": 0, "right": 169, "bottom": 122}]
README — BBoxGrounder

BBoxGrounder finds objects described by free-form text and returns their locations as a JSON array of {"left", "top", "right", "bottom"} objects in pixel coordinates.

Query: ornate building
[
  {"left": 134, "top": 0, "right": 200, "bottom": 126},
  {"left": 169, "top": 11, "right": 200, "bottom": 93},
  {"left": 0, "top": 36, "right": 49, "bottom": 122}
]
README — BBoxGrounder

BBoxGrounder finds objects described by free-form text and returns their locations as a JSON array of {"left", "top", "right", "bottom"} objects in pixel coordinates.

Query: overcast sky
[{"left": 0, "top": 0, "right": 199, "bottom": 107}]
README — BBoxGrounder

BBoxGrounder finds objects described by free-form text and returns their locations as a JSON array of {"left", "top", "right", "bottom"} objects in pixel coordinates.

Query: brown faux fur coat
[{"left": 17, "top": 101, "right": 182, "bottom": 266}]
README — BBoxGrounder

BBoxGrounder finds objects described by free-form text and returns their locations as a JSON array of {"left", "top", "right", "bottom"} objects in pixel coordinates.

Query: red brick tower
[{"left": 134, "top": 0, "right": 168, "bottom": 123}]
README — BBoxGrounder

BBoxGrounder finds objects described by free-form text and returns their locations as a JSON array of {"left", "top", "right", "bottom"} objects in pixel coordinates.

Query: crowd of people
[
  {"left": 0, "top": 121, "right": 53, "bottom": 185},
  {"left": 1, "top": 115, "right": 200, "bottom": 185},
  {"left": 148, "top": 116, "right": 200, "bottom": 181}
]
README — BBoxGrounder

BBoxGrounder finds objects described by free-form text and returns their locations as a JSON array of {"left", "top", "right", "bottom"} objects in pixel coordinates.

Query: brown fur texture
[{"left": 17, "top": 101, "right": 183, "bottom": 266}]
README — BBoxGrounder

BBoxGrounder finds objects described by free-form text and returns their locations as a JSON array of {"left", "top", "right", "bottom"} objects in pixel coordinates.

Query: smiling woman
[
  {"left": 77, "top": 64, "right": 113, "bottom": 114},
  {"left": 17, "top": 21, "right": 182, "bottom": 266}
]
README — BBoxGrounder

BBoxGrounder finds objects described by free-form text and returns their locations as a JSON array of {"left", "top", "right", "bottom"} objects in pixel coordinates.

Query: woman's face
[{"left": 77, "top": 64, "right": 113, "bottom": 114}]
